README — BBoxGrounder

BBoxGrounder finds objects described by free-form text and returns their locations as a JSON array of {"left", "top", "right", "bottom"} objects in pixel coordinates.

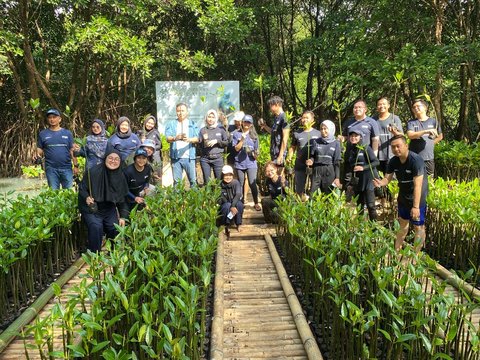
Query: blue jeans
[
  {"left": 45, "top": 167, "right": 73, "bottom": 189},
  {"left": 218, "top": 201, "right": 244, "bottom": 226},
  {"left": 171, "top": 158, "right": 196, "bottom": 187},
  {"left": 200, "top": 156, "right": 224, "bottom": 183}
]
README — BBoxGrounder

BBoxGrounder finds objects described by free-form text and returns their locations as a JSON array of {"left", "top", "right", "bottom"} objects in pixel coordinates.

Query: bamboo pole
[
  {"left": 210, "top": 230, "right": 225, "bottom": 360},
  {"left": 0, "top": 256, "right": 85, "bottom": 354},
  {"left": 435, "top": 262, "right": 480, "bottom": 301},
  {"left": 264, "top": 234, "right": 323, "bottom": 360}
]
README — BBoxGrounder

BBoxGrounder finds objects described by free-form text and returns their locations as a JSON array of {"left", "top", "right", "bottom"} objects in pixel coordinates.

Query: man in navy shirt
[
  {"left": 341, "top": 99, "right": 380, "bottom": 155},
  {"left": 260, "top": 96, "right": 290, "bottom": 166},
  {"left": 36, "top": 108, "right": 78, "bottom": 189},
  {"left": 374, "top": 135, "right": 428, "bottom": 252}
]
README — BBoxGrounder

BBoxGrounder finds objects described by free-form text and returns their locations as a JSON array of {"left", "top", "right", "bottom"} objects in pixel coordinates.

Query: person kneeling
[
  {"left": 218, "top": 165, "right": 244, "bottom": 234},
  {"left": 261, "top": 161, "right": 288, "bottom": 224}
]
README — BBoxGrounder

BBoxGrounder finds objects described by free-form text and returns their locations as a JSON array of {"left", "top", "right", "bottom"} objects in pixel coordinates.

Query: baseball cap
[
  {"left": 141, "top": 139, "right": 156, "bottom": 151},
  {"left": 134, "top": 148, "right": 149, "bottom": 158},
  {"left": 46, "top": 108, "right": 61, "bottom": 117},
  {"left": 243, "top": 115, "right": 254, "bottom": 123},
  {"left": 233, "top": 111, "right": 245, "bottom": 121},
  {"left": 222, "top": 165, "right": 234, "bottom": 175}
]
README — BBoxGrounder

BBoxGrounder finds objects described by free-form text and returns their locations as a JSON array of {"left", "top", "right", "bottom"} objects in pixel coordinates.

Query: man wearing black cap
[{"left": 36, "top": 108, "right": 78, "bottom": 189}]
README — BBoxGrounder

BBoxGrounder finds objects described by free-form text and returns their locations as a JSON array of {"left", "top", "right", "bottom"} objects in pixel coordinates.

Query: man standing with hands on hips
[
  {"left": 374, "top": 135, "right": 428, "bottom": 252},
  {"left": 165, "top": 103, "right": 199, "bottom": 187}
]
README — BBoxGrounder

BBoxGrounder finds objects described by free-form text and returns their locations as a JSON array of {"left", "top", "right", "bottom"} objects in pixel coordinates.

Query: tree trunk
[{"left": 456, "top": 64, "right": 469, "bottom": 140}]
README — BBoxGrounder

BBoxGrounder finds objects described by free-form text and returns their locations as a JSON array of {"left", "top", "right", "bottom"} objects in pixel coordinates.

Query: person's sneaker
[{"left": 236, "top": 225, "right": 242, "bottom": 232}]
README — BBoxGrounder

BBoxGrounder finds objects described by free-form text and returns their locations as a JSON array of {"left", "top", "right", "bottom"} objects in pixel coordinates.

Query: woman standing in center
[
  {"left": 199, "top": 109, "right": 229, "bottom": 183},
  {"left": 232, "top": 114, "right": 261, "bottom": 211}
]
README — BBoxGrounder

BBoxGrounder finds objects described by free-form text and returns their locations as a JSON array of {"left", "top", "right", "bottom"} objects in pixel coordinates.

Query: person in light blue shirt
[{"left": 165, "top": 103, "right": 199, "bottom": 187}]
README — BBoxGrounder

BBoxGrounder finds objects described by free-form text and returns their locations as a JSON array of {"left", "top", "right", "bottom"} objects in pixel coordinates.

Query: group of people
[
  {"left": 35, "top": 94, "right": 442, "bottom": 252},
  {"left": 35, "top": 109, "right": 163, "bottom": 251}
]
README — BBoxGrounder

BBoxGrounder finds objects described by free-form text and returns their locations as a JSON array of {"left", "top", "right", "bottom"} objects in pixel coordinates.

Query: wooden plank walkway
[{"left": 211, "top": 206, "right": 322, "bottom": 360}]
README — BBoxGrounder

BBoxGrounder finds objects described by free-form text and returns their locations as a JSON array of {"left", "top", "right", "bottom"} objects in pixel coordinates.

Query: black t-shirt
[
  {"left": 386, "top": 151, "right": 428, "bottom": 207},
  {"left": 266, "top": 176, "right": 287, "bottom": 200},
  {"left": 292, "top": 129, "right": 321, "bottom": 170},
  {"left": 123, "top": 164, "right": 152, "bottom": 201},
  {"left": 270, "top": 112, "right": 288, "bottom": 160}
]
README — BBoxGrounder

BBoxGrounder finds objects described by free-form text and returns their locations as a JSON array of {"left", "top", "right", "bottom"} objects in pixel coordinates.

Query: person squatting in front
[
  {"left": 261, "top": 161, "right": 288, "bottom": 224},
  {"left": 218, "top": 165, "right": 244, "bottom": 234},
  {"left": 306, "top": 120, "right": 341, "bottom": 195},
  {"left": 78, "top": 149, "right": 129, "bottom": 252},
  {"left": 344, "top": 129, "right": 379, "bottom": 221},
  {"left": 198, "top": 109, "right": 229, "bottom": 183}
]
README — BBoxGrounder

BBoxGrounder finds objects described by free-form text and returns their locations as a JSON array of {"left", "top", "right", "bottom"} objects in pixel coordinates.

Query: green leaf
[
  {"left": 51, "top": 283, "right": 62, "bottom": 297},
  {"left": 396, "top": 333, "right": 416, "bottom": 343},
  {"left": 419, "top": 332, "right": 432, "bottom": 353},
  {"left": 91, "top": 340, "right": 110, "bottom": 354}
]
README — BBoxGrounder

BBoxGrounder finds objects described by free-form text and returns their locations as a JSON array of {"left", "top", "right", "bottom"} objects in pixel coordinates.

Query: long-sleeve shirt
[{"left": 219, "top": 179, "right": 242, "bottom": 208}]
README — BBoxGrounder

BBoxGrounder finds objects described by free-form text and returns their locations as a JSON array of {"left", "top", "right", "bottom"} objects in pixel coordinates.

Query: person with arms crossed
[{"left": 406, "top": 99, "right": 443, "bottom": 177}]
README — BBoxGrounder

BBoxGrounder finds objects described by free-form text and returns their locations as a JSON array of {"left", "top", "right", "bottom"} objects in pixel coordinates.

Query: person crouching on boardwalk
[
  {"left": 218, "top": 165, "right": 244, "bottom": 234},
  {"left": 261, "top": 161, "right": 288, "bottom": 224}
]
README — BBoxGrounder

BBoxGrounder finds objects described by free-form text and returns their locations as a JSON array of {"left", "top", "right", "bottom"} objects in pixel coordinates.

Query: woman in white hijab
[
  {"left": 305, "top": 120, "right": 342, "bottom": 194},
  {"left": 198, "top": 109, "right": 229, "bottom": 183}
]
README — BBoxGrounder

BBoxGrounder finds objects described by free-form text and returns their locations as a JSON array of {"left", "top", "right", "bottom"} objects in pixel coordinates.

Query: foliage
[
  {"left": 276, "top": 191, "right": 480, "bottom": 359},
  {"left": 21, "top": 165, "right": 45, "bottom": 179},
  {"left": 0, "top": 189, "right": 82, "bottom": 325},
  {"left": 426, "top": 178, "right": 480, "bottom": 281},
  {"left": 435, "top": 141, "right": 480, "bottom": 182},
  {"left": 24, "top": 183, "right": 219, "bottom": 359}
]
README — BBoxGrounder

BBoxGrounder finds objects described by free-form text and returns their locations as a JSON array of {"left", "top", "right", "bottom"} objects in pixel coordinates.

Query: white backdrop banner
[{"left": 155, "top": 81, "right": 240, "bottom": 133}]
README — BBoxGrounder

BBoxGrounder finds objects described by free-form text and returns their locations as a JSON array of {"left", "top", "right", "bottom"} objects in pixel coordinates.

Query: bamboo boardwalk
[{"left": 210, "top": 205, "right": 323, "bottom": 360}]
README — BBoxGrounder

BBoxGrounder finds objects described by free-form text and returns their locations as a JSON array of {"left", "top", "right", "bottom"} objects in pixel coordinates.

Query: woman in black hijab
[{"left": 78, "top": 149, "right": 129, "bottom": 252}]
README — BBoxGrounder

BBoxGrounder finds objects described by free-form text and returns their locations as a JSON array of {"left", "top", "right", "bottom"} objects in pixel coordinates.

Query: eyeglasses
[{"left": 106, "top": 157, "right": 121, "bottom": 163}]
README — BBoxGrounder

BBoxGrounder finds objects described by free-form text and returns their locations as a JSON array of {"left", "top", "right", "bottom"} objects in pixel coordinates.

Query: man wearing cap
[
  {"left": 165, "top": 103, "right": 199, "bottom": 187},
  {"left": 125, "top": 139, "right": 162, "bottom": 185},
  {"left": 36, "top": 108, "right": 78, "bottom": 189},
  {"left": 123, "top": 147, "right": 153, "bottom": 211},
  {"left": 374, "top": 135, "right": 429, "bottom": 252},
  {"left": 260, "top": 96, "right": 290, "bottom": 166}
]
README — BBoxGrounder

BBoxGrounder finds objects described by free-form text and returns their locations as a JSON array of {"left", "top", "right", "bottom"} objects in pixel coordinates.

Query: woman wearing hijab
[
  {"left": 138, "top": 115, "right": 162, "bottom": 165},
  {"left": 232, "top": 114, "right": 261, "bottom": 211},
  {"left": 78, "top": 149, "right": 130, "bottom": 252},
  {"left": 107, "top": 116, "right": 141, "bottom": 162},
  {"left": 74, "top": 119, "right": 109, "bottom": 169},
  {"left": 306, "top": 120, "right": 342, "bottom": 194},
  {"left": 199, "top": 109, "right": 229, "bottom": 183},
  {"left": 344, "top": 129, "right": 379, "bottom": 221},
  {"left": 218, "top": 165, "right": 244, "bottom": 234}
]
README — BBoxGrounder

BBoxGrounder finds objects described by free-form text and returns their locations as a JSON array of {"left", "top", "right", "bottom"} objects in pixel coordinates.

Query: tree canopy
[{"left": 1, "top": 0, "right": 479, "bottom": 175}]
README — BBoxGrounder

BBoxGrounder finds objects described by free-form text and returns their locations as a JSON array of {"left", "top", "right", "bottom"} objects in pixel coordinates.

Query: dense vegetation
[
  {"left": 1, "top": 0, "right": 480, "bottom": 176},
  {"left": 0, "top": 190, "right": 82, "bottom": 327},
  {"left": 276, "top": 192, "right": 480, "bottom": 360},
  {"left": 23, "top": 183, "right": 219, "bottom": 359}
]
